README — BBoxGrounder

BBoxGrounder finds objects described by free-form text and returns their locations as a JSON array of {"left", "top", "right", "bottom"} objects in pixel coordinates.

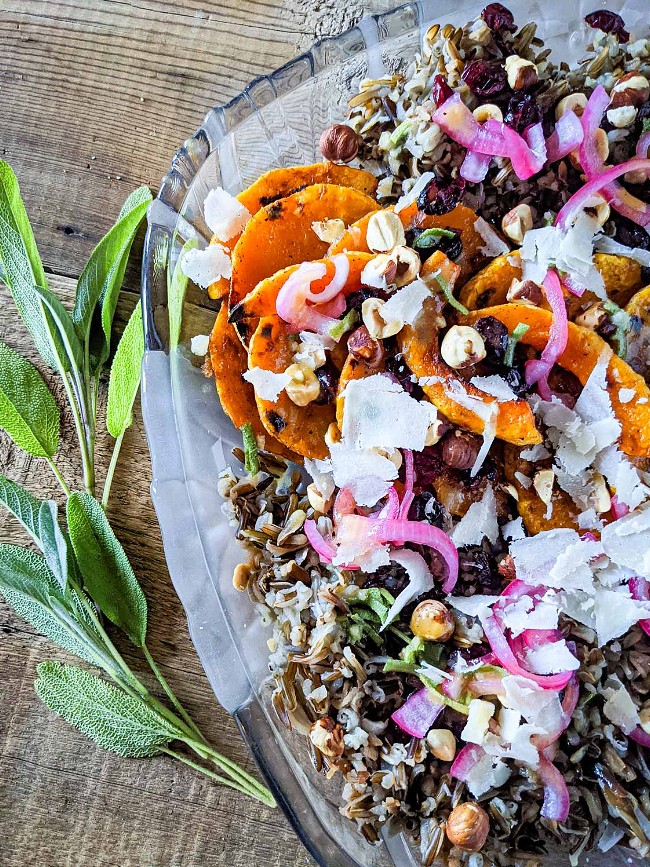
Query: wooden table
[{"left": 0, "top": 2, "right": 391, "bottom": 864}]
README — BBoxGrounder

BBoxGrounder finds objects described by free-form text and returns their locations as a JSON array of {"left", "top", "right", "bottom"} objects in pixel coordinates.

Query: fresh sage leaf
[
  {"left": 32, "top": 283, "right": 84, "bottom": 375},
  {"left": 66, "top": 492, "right": 147, "bottom": 647},
  {"left": 35, "top": 661, "right": 177, "bottom": 757},
  {"left": 0, "top": 476, "right": 71, "bottom": 591},
  {"left": 106, "top": 301, "right": 144, "bottom": 439},
  {"left": 0, "top": 544, "right": 97, "bottom": 663},
  {"left": 0, "top": 341, "right": 60, "bottom": 458},
  {"left": 0, "top": 161, "right": 59, "bottom": 370},
  {"left": 0, "top": 259, "right": 6, "bottom": 284},
  {"left": 72, "top": 186, "right": 151, "bottom": 373},
  {"left": 168, "top": 237, "right": 198, "bottom": 351}
]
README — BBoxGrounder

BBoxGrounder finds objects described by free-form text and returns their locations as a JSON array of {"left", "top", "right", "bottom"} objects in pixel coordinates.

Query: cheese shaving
[
  {"left": 181, "top": 243, "right": 232, "bottom": 288},
  {"left": 382, "top": 279, "right": 430, "bottom": 326},
  {"left": 242, "top": 367, "right": 290, "bottom": 401},
  {"left": 451, "top": 485, "right": 499, "bottom": 547},
  {"left": 204, "top": 187, "right": 251, "bottom": 241}
]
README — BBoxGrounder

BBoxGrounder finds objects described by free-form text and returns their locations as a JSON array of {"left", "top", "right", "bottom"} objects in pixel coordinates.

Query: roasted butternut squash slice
[
  {"left": 398, "top": 298, "right": 542, "bottom": 446},
  {"left": 335, "top": 349, "right": 385, "bottom": 429},
  {"left": 466, "top": 304, "right": 650, "bottom": 457},
  {"left": 208, "top": 304, "right": 298, "bottom": 461}
]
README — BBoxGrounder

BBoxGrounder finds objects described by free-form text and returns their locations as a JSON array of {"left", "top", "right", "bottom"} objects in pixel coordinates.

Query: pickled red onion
[
  {"left": 333, "top": 487, "right": 357, "bottom": 524},
  {"left": 629, "top": 576, "right": 650, "bottom": 638},
  {"left": 275, "top": 254, "right": 351, "bottom": 333},
  {"left": 525, "top": 270, "right": 568, "bottom": 398},
  {"left": 610, "top": 494, "right": 629, "bottom": 520},
  {"left": 545, "top": 110, "right": 583, "bottom": 163},
  {"left": 537, "top": 755, "right": 570, "bottom": 821},
  {"left": 392, "top": 688, "right": 444, "bottom": 738},
  {"left": 557, "top": 157, "right": 650, "bottom": 230},
  {"left": 304, "top": 519, "right": 338, "bottom": 562},
  {"left": 431, "top": 94, "right": 480, "bottom": 148},
  {"left": 637, "top": 130, "right": 650, "bottom": 159},
  {"left": 377, "top": 485, "right": 401, "bottom": 521},
  {"left": 533, "top": 674, "right": 580, "bottom": 751},
  {"left": 630, "top": 726, "right": 650, "bottom": 748},
  {"left": 460, "top": 150, "right": 492, "bottom": 183},
  {"left": 450, "top": 742, "right": 487, "bottom": 781},
  {"left": 399, "top": 450, "right": 415, "bottom": 520}
]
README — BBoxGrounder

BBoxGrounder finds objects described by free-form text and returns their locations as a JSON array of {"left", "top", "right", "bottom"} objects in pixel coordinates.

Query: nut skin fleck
[
  {"left": 441, "top": 430, "right": 481, "bottom": 471},
  {"left": 347, "top": 326, "right": 385, "bottom": 367},
  {"left": 309, "top": 716, "right": 344, "bottom": 758},
  {"left": 319, "top": 124, "right": 362, "bottom": 163},
  {"left": 446, "top": 802, "right": 490, "bottom": 852},
  {"left": 410, "top": 599, "right": 455, "bottom": 642},
  {"left": 507, "top": 278, "right": 543, "bottom": 306}
]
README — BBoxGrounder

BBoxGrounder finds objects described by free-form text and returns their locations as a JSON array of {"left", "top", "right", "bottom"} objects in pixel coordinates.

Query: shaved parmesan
[
  {"left": 502, "top": 517, "right": 525, "bottom": 541},
  {"left": 502, "top": 675, "right": 561, "bottom": 724},
  {"left": 602, "top": 676, "right": 641, "bottom": 734},
  {"left": 601, "top": 507, "right": 650, "bottom": 576},
  {"left": 595, "top": 234, "right": 650, "bottom": 267},
  {"left": 520, "top": 444, "right": 550, "bottom": 462},
  {"left": 501, "top": 596, "right": 559, "bottom": 637},
  {"left": 470, "top": 374, "right": 517, "bottom": 402},
  {"left": 464, "top": 753, "right": 511, "bottom": 798},
  {"left": 474, "top": 217, "right": 509, "bottom": 258},
  {"left": 618, "top": 387, "right": 636, "bottom": 404},
  {"left": 445, "top": 385, "right": 497, "bottom": 478},
  {"left": 204, "top": 187, "right": 251, "bottom": 241},
  {"left": 461, "top": 699, "right": 495, "bottom": 745},
  {"left": 293, "top": 331, "right": 334, "bottom": 370},
  {"left": 451, "top": 485, "right": 499, "bottom": 547},
  {"left": 510, "top": 529, "right": 580, "bottom": 585},
  {"left": 514, "top": 471, "right": 532, "bottom": 489},
  {"left": 382, "top": 279, "right": 430, "bottom": 326},
  {"left": 594, "top": 586, "right": 650, "bottom": 645},
  {"left": 595, "top": 445, "right": 649, "bottom": 511},
  {"left": 329, "top": 441, "right": 398, "bottom": 507},
  {"left": 304, "top": 457, "right": 335, "bottom": 501},
  {"left": 341, "top": 374, "right": 433, "bottom": 452},
  {"left": 181, "top": 244, "right": 232, "bottom": 288},
  {"left": 190, "top": 334, "right": 210, "bottom": 356},
  {"left": 382, "top": 549, "right": 433, "bottom": 627},
  {"left": 448, "top": 594, "right": 500, "bottom": 619},
  {"left": 242, "top": 367, "right": 290, "bottom": 401},
  {"left": 394, "top": 172, "right": 435, "bottom": 214},
  {"left": 525, "top": 639, "right": 580, "bottom": 674}
]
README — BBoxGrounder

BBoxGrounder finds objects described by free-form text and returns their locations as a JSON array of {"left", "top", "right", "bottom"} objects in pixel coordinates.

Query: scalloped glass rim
[{"left": 141, "top": 3, "right": 646, "bottom": 866}]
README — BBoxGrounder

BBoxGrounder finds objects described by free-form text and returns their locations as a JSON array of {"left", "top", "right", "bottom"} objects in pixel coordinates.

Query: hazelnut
[
  {"left": 446, "top": 802, "right": 490, "bottom": 852},
  {"left": 467, "top": 19, "right": 492, "bottom": 45},
  {"left": 625, "top": 168, "right": 648, "bottom": 185},
  {"left": 309, "top": 717, "right": 344, "bottom": 758},
  {"left": 441, "top": 430, "right": 481, "bottom": 470},
  {"left": 347, "top": 325, "right": 385, "bottom": 367},
  {"left": 440, "top": 325, "right": 486, "bottom": 369},
  {"left": 312, "top": 218, "right": 346, "bottom": 244},
  {"left": 366, "top": 210, "right": 406, "bottom": 253},
  {"left": 426, "top": 728, "right": 457, "bottom": 761},
  {"left": 611, "top": 72, "right": 650, "bottom": 109},
  {"left": 505, "top": 55, "right": 538, "bottom": 91},
  {"left": 588, "top": 471, "right": 611, "bottom": 514},
  {"left": 582, "top": 193, "right": 610, "bottom": 228},
  {"left": 319, "top": 124, "right": 361, "bottom": 163},
  {"left": 232, "top": 561, "right": 253, "bottom": 591},
  {"left": 392, "top": 245, "right": 422, "bottom": 287},
  {"left": 569, "top": 127, "right": 608, "bottom": 171},
  {"left": 639, "top": 707, "right": 650, "bottom": 735},
  {"left": 575, "top": 302, "right": 608, "bottom": 331},
  {"left": 411, "top": 600, "right": 455, "bottom": 642},
  {"left": 473, "top": 103, "right": 503, "bottom": 123},
  {"left": 361, "top": 297, "right": 403, "bottom": 339},
  {"left": 361, "top": 253, "right": 398, "bottom": 289},
  {"left": 325, "top": 422, "right": 341, "bottom": 446},
  {"left": 506, "top": 278, "right": 544, "bottom": 306},
  {"left": 606, "top": 105, "right": 638, "bottom": 129},
  {"left": 555, "top": 92, "right": 588, "bottom": 120},
  {"left": 533, "top": 468, "right": 554, "bottom": 505},
  {"left": 284, "top": 363, "right": 321, "bottom": 407},
  {"left": 425, "top": 416, "right": 446, "bottom": 446},
  {"left": 501, "top": 203, "right": 533, "bottom": 245},
  {"left": 307, "top": 482, "right": 332, "bottom": 514}
]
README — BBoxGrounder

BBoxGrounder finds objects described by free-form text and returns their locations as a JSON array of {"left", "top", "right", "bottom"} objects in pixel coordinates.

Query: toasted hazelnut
[
  {"left": 582, "top": 193, "right": 611, "bottom": 228},
  {"left": 441, "top": 430, "right": 481, "bottom": 470},
  {"left": 374, "top": 446, "right": 402, "bottom": 472},
  {"left": 611, "top": 72, "right": 650, "bottom": 109},
  {"left": 410, "top": 600, "right": 455, "bottom": 642},
  {"left": 440, "top": 325, "right": 486, "bottom": 369},
  {"left": 625, "top": 168, "right": 648, "bottom": 185},
  {"left": 589, "top": 471, "right": 611, "bottom": 514},
  {"left": 312, "top": 218, "right": 345, "bottom": 244},
  {"left": 325, "top": 422, "right": 341, "bottom": 446},
  {"left": 555, "top": 92, "right": 588, "bottom": 120},
  {"left": 606, "top": 104, "right": 638, "bottom": 128},
  {"left": 361, "top": 254, "right": 398, "bottom": 289},
  {"left": 319, "top": 124, "right": 361, "bottom": 163},
  {"left": 533, "top": 468, "right": 554, "bottom": 505},
  {"left": 392, "top": 245, "right": 422, "bottom": 287},
  {"left": 426, "top": 728, "right": 457, "bottom": 761},
  {"left": 347, "top": 325, "right": 385, "bottom": 367},
  {"left": 640, "top": 707, "right": 650, "bottom": 735},
  {"left": 576, "top": 302, "right": 608, "bottom": 331},
  {"left": 366, "top": 210, "right": 406, "bottom": 253},
  {"left": 307, "top": 482, "right": 332, "bottom": 514},
  {"left": 501, "top": 203, "right": 533, "bottom": 245},
  {"left": 284, "top": 362, "right": 321, "bottom": 407},
  {"left": 446, "top": 802, "right": 490, "bottom": 852},
  {"left": 361, "top": 297, "right": 403, "bottom": 339},
  {"left": 571, "top": 127, "right": 609, "bottom": 173},
  {"left": 467, "top": 19, "right": 491, "bottom": 44},
  {"left": 505, "top": 55, "right": 538, "bottom": 91},
  {"left": 506, "top": 278, "right": 543, "bottom": 306},
  {"left": 473, "top": 103, "right": 503, "bottom": 123},
  {"left": 425, "top": 416, "right": 446, "bottom": 446},
  {"left": 309, "top": 717, "right": 344, "bottom": 758},
  {"left": 232, "top": 561, "right": 253, "bottom": 591}
]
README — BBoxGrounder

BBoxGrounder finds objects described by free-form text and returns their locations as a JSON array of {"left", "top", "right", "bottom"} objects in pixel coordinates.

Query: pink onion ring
[
  {"left": 545, "top": 110, "right": 583, "bottom": 163},
  {"left": 392, "top": 688, "right": 444, "bottom": 738},
  {"left": 333, "top": 487, "right": 357, "bottom": 525},
  {"left": 460, "top": 150, "right": 492, "bottom": 183},
  {"left": 559, "top": 273, "right": 587, "bottom": 298},
  {"left": 534, "top": 674, "right": 580, "bottom": 751},
  {"left": 610, "top": 494, "right": 629, "bottom": 520},
  {"left": 557, "top": 158, "right": 650, "bottom": 230},
  {"left": 377, "top": 486, "right": 401, "bottom": 521},
  {"left": 276, "top": 255, "right": 351, "bottom": 333},
  {"left": 629, "top": 576, "right": 650, "bottom": 638},
  {"left": 637, "top": 130, "right": 650, "bottom": 160},
  {"left": 537, "top": 755, "right": 570, "bottom": 821},
  {"left": 450, "top": 743, "right": 487, "bottom": 781},
  {"left": 399, "top": 450, "right": 415, "bottom": 520},
  {"left": 525, "top": 270, "right": 568, "bottom": 397},
  {"left": 304, "top": 519, "right": 338, "bottom": 562},
  {"left": 630, "top": 726, "right": 650, "bottom": 748},
  {"left": 431, "top": 94, "right": 481, "bottom": 148}
]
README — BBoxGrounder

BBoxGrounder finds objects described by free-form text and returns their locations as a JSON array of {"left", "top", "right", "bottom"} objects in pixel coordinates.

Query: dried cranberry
[
  {"left": 345, "top": 287, "right": 387, "bottom": 313},
  {"left": 408, "top": 491, "right": 446, "bottom": 527},
  {"left": 481, "top": 2, "right": 517, "bottom": 33},
  {"left": 503, "top": 366, "right": 528, "bottom": 395},
  {"left": 504, "top": 93, "right": 543, "bottom": 133},
  {"left": 363, "top": 563, "right": 410, "bottom": 596},
  {"left": 613, "top": 214, "right": 650, "bottom": 251},
  {"left": 384, "top": 353, "right": 424, "bottom": 399},
  {"left": 461, "top": 60, "right": 508, "bottom": 97},
  {"left": 473, "top": 315, "right": 508, "bottom": 364},
  {"left": 413, "top": 447, "right": 443, "bottom": 488},
  {"left": 584, "top": 10, "right": 630, "bottom": 42},
  {"left": 406, "top": 226, "right": 463, "bottom": 261},
  {"left": 315, "top": 362, "right": 337, "bottom": 404},
  {"left": 432, "top": 74, "right": 453, "bottom": 107},
  {"left": 417, "top": 177, "right": 466, "bottom": 216},
  {"left": 459, "top": 549, "right": 502, "bottom": 593}
]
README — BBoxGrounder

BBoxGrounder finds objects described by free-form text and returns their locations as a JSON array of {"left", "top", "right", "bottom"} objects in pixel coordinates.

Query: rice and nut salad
[{"left": 184, "top": 4, "right": 650, "bottom": 865}]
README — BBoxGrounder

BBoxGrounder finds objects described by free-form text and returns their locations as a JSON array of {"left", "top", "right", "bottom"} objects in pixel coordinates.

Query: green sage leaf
[
  {"left": 0, "top": 476, "right": 71, "bottom": 591},
  {"left": 66, "top": 492, "right": 147, "bottom": 646},
  {"left": 72, "top": 186, "right": 151, "bottom": 373},
  {"left": 168, "top": 237, "right": 198, "bottom": 351},
  {"left": 32, "top": 283, "right": 84, "bottom": 375},
  {"left": 106, "top": 301, "right": 144, "bottom": 439},
  {"left": 0, "top": 544, "right": 97, "bottom": 662},
  {"left": 0, "top": 341, "right": 60, "bottom": 458},
  {"left": 35, "top": 661, "right": 177, "bottom": 757},
  {"left": 0, "top": 161, "right": 60, "bottom": 370}
]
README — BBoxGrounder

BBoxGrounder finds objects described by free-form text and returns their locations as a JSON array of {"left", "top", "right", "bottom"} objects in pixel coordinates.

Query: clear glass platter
[{"left": 140, "top": 2, "right": 647, "bottom": 864}]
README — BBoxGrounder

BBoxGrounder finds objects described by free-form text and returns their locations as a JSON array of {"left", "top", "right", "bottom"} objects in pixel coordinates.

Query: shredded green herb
[
  {"left": 387, "top": 119, "right": 411, "bottom": 149},
  {"left": 240, "top": 423, "right": 259, "bottom": 476},
  {"left": 412, "top": 227, "right": 456, "bottom": 250},
  {"left": 429, "top": 271, "right": 469, "bottom": 315},
  {"left": 643, "top": 117, "right": 650, "bottom": 134},
  {"left": 504, "top": 322, "right": 530, "bottom": 367},
  {"left": 329, "top": 309, "right": 358, "bottom": 341},
  {"left": 603, "top": 300, "right": 631, "bottom": 359}
]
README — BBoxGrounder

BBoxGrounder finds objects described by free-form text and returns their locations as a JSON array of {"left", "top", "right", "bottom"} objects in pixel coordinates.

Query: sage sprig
[{"left": 0, "top": 162, "right": 275, "bottom": 808}]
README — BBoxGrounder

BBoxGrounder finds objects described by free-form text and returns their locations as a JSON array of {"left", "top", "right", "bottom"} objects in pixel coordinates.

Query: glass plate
[{"left": 141, "top": 2, "right": 647, "bottom": 864}]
